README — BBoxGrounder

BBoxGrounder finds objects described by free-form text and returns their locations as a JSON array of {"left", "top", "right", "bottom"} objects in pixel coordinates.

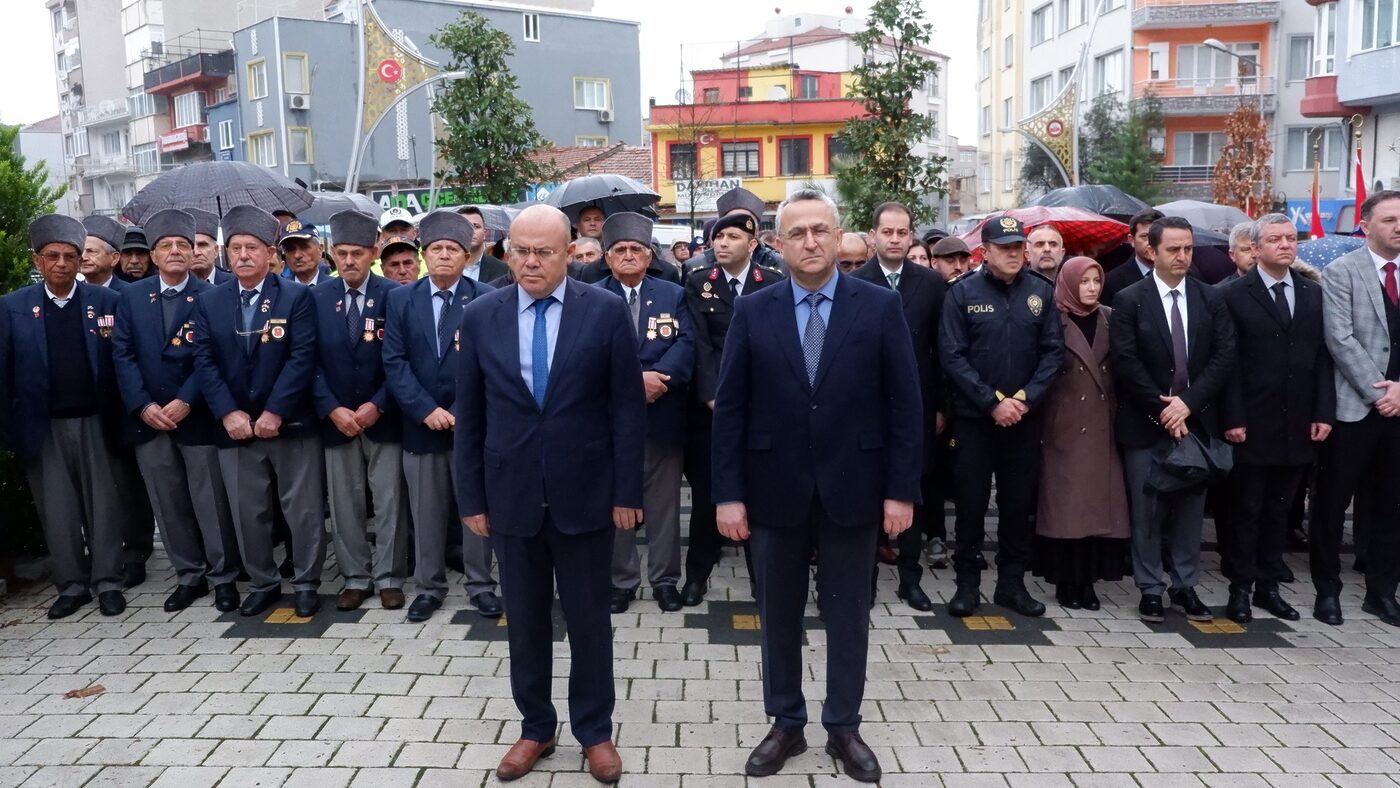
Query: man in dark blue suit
[
  {"left": 313, "top": 210, "right": 408, "bottom": 612},
  {"left": 193, "top": 205, "right": 325, "bottom": 619},
  {"left": 186, "top": 208, "right": 234, "bottom": 286},
  {"left": 593, "top": 212, "right": 695, "bottom": 613},
  {"left": 382, "top": 210, "right": 498, "bottom": 623},
  {"left": 712, "top": 189, "right": 923, "bottom": 783},
  {"left": 112, "top": 209, "right": 242, "bottom": 615},
  {"left": 1, "top": 214, "right": 129, "bottom": 619},
  {"left": 80, "top": 215, "right": 130, "bottom": 291},
  {"left": 456, "top": 204, "right": 644, "bottom": 784}
]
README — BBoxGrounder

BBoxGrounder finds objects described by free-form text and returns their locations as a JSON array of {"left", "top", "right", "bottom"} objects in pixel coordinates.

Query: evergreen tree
[
  {"left": 0, "top": 123, "right": 66, "bottom": 294},
  {"left": 1085, "top": 93, "right": 1165, "bottom": 204}
]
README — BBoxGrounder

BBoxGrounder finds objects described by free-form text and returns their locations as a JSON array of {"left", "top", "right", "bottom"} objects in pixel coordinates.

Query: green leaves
[
  {"left": 1021, "top": 93, "right": 1166, "bottom": 205},
  {"left": 0, "top": 123, "right": 65, "bottom": 295}
]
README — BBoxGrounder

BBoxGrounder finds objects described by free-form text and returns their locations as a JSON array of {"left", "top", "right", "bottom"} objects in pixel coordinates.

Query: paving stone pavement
[{"left": 2, "top": 506, "right": 1399, "bottom": 787}]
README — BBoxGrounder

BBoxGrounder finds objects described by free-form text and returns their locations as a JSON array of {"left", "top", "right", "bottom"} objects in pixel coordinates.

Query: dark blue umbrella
[{"left": 1297, "top": 235, "right": 1365, "bottom": 268}]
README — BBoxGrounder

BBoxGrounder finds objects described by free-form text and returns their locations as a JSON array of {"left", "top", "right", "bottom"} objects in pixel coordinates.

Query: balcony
[
  {"left": 77, "top": 99, "right": 130, "bottom": 127},
  {"left": 83, "top": 155, "right": 136, "bottom": 178},
  {"left": 1132, "top": 0, "right": 1280, "bottom": 29},
  {"left": 159, "top": 125, "right": 209, "bottom": 154},
  {"left": 1134, "top": 78, "right": 1277, "bottom": 116},
  {"left": 144, "top": 51, "right": 235, "bottom": 95},
  {"left": 1153, "top": 165, "right": 1215, "bottom": 201}
]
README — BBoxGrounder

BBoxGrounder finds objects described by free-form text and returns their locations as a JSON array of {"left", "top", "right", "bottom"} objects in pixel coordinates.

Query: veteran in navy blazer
[
  {"left": 193, "top": 205, "right": 325, "bottom": 619},
  {"left": 2, "top": 214, "right": 129, "bottom": 620},
  {"left": 381, "top": 210, "right": 499, "bottom": 623},
  {"left": 711, "top": 190, "right": 922, "bottom": 783},
  {"left": 455, "top": 205, "right": 644, "bottom": 784}
]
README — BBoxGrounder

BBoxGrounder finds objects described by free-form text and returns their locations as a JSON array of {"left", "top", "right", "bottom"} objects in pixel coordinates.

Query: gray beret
[
  {"left": 329, "top": 210, "right": 380, "bottom": 249},
  {"left": 602, "top": 212, "right": 653, "bottom": 252},
  {"left": 82, "top": 214, "right": 126, "bottom": 252},
  {"left": 144, "top": 209, "right": 196, "bottom": 246},
  {"left": 30, "top": 213, "right": 87, "bottom": 254},
  {"left": 185, "top": 208, "right": 220, "bottom": 239},
  {"left": 715, "top": 187, "right": 766, "bottom": 221},
  {"left": 417, "top": 210, "right": 473, "bottom": 252},
  {"left": 221, "top": 205, "right": 279, "bottom": 247}
]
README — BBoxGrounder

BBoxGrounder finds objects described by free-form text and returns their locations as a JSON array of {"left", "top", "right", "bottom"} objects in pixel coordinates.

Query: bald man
[{"left": 837, "top": 233, "right": 867, "bottom": 275}]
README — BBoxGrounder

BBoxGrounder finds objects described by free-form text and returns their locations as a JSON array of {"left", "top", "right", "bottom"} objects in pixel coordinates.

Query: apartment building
[{"left": 977, "top": 0, "right": 1026, "bottom": 212}]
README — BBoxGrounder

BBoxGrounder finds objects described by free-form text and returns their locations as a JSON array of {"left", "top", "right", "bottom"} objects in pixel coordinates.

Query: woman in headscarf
[{"left": 1032, "top": 256, "right": 1130, "bottom": 610}]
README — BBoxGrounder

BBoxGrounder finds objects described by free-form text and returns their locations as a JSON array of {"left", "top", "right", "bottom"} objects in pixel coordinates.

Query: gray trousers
[
  {"left": 403, "top": 450, "right": 494, "bottom": 599},
  {"left": 135, "top": 433, "right": 239, "bottom": 587},
  {"left": 326, "top": 436, "right": 409, "bottom": 590},
  {"left": 612, "top": 440, "right": 684, "bottom": 590},
  {"left": 25, "top": 417, "right": 125, "bottom": 596},
  {"left": 1123, "top": 441, "right": 1205, "bottom": 597},
  {"left": 218, "top": 434, "right": 326, "bottom": 593}
]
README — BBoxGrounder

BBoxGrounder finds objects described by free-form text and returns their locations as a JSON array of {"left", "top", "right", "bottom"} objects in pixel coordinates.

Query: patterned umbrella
[
  {"left": 1297, "top": 235, "right": 1366, "bottom": 269},
  {"left": 958, "top": 206, "right": 1129, "bottom": 259},
  {"left": 1032, "top": 185, "right": 1149, "bottom": 222},
  {"left": 544, "top": 173, "right": 659, "bottom": 222},
  {"left": 121, "top": 160, "right": 314, "bottom": 224}
]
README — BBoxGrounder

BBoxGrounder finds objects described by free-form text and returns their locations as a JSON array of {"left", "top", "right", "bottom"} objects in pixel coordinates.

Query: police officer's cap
[
  {"left": 982, "top": 215, "right": 1028, "bottom": 245},
  {"left": 31, "top": 213, "right": 87, "bottom": 254},
  {"left": 277, "top": 220, "right": 319, "bottom": 246},
  {"left": 185, "top": 208, "right": 221, "bottom": 240},
  {"left": 602, "top": 212, "right": 653, "bottom": 251},
  {"left": 144, "top": 209, "right": 196, "bottom": 246},
  {"left": 417, "top": 210, "right": 474, "bottom": 252},
  {"left": 715, "top": 187, "right": 766, "bottom": 221},
  {"left": 711, "top": 212, "right": 757, "bottom": 238},
  {"left": 329, "top": 210, "right": 379, "bottom": 249},
  {"left": 82, "top": 215, "right": 126, "bottom": 252},
  {"left": 222, "top": 205, "right": 280, "bottom": 247}
]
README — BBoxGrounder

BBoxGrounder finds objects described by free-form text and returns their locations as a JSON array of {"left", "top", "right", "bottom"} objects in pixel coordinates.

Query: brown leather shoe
[
  {"left": 378, "top": 588, "right": 405, "bottom": 610},
  {"left": 495, "top": 738, "right": 555, "bottom": 781},
  {"left": 336, "top": 587, "right": 371, "bottom": 611},
  {"left": 583, "top": 740, "right": 623, "bottom": 784}
]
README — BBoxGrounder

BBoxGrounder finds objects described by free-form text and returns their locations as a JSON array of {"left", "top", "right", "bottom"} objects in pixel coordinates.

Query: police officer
[
  {"left": 939, "top": 216, "right": 1064, "bottom": 618},
  {"left": 679, "top": 210, "right": 786, "bottom": 606},
  {"left": 684, "top": 187, "right": 785, "bottom": 276}
]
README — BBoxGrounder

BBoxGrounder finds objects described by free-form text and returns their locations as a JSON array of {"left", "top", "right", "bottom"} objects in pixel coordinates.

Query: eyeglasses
[
  {"left": 508, "top": 247, "right": 560, "bottom": 262},
  {"left": 153, "top": 239, "right": 193, "bottom": 253},
  {"left": 37, "top": 251, "right": 80, "bottom": 265},
  {"left": 783, "top": 226, "right": 834, "bottom": 244}
]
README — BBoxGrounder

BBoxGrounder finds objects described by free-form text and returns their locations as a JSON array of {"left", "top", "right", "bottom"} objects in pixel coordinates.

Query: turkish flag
[{"left": 1355, "top": 146, "right": 1367, "bottom": 235}]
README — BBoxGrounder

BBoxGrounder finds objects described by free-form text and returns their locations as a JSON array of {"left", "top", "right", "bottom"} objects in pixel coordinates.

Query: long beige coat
[{"left": 1036, "top": 307, "right": 1130, "bottom": 540}]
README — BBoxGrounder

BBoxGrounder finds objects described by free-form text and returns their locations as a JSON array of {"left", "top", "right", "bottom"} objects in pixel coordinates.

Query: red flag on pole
[
  {"left": 1355, "top": 145, "right": 1367, "bottom": 233},
  {"left": 1310, "top": 158, "right": 1326, "bottom": 240}
]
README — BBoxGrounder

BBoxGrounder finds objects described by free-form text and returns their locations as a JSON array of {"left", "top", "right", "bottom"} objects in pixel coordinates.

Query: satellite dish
[{"left": 674, "top": 88, "right": 691, "bottom": 104}]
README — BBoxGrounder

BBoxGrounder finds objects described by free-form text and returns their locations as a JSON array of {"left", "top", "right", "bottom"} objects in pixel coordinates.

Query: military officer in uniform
[
  {"left": 111, "top": 209, "right": 241, "bottom": 613},
  {"left": 679, "top": 210, "right": 786, "bottom": 606},
  {"left": 592, "top": 212, "right": 695, "bottom": 613},
  {"left": 939, "top": 216, "right": 1064, "bottom": 619},
  {"left": 684, "top": 187, "right": 785, "bottom": 276},
  {"left": 193, "top": 205, "right": 325, "bottom": 618}
]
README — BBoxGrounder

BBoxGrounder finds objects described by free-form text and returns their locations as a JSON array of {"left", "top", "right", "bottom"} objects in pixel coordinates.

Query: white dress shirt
[
  {"left": 45, "top": 283, "right": 76, "bottom": 308},
  {"left": 1255, "top": 266, "right": 1295, "bottom": 317},
  {"left": 1370, "top": 247, "right": 1399, "bottom": 288},
  {"left": 1153, "top": 272, "right": 1188, "bottom": 352},
  {"left": 724, "top": 263, "right": 752, "bottom": 297}
]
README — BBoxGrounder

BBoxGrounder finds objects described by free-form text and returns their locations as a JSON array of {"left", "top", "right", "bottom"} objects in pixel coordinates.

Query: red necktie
[{"left": 1386, "top": 263, "right": 1399, "bottom": 307}]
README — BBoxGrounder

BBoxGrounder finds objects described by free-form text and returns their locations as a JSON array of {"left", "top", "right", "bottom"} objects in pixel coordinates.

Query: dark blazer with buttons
[
  {"left": 851, "top": 257, "right": 948, "bottom": 428},
  {"left": 595, "top": 274, "right": 695, "bottom": 444},
  {"left": 454, "top": 278, "right": 647, "bottom": 537},
  {"left": 311, "top": 274, "right": 402, "bottom": 447},
  {"left": 193, "top": 273, "right": 319, "bottom": 448},
  {"left": 476, "top": 253, "right": 509, "bottom": 284},
  {"left": 711, "top": 272, "right": 924, "bottom": 529},
  {"left": 112, "top": 276, "right": 218, "bottom": 447},
  {"left": 1108, "top": 274, "right": 1237, "bottom": 449},
  {"left": 684, "top": 261, "right": 787, "bottom": 403},
  {"left": 1101, "top": 258, "right": 1150, "bottom": 309},
  {"left": 1219, "top": 266, "right": 1334, "bottom": 466},
  {"left": 0, "top": 283, "right": 124, "bottom": 461},
  {"left": 381, "top": 274, "right": 493, "bottom": 455}
]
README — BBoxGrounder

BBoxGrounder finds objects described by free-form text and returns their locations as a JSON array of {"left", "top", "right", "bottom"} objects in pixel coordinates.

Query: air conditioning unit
[
  {"left": 598, "top": 108, "right": 613, "bottom": 123},
  {"left": 288, "top": 94, "right": 311, "bottom": 111}
]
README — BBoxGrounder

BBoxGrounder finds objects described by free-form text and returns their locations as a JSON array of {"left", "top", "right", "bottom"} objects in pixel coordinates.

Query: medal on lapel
[
  {"left": 452, "top": 329, "right": 460, "bottom": 352},
  {"left": 31, "top": 306, "right": 39, "bottom": 319},
  {"left": 97, "top": 315, "right": 114, "bottom": 338},
  {"left": 363, "top": 317, "right": 375, "bottom": 343},
  {"left": 366, "top": 298, "right": 375, "bottom": 309}
]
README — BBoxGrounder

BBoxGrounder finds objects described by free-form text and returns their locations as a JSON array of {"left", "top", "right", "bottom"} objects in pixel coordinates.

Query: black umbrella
[
  {"left": 1031, "top": 185, "right": 1149, "bottom": 222},
  {"left": 298, "top": 192, "right": 382, "bottom": 226},
  {"left": 122, "top": 160, "right": 314, "bottom": 224},
  {"left": 458, "top": 204, "right": 518, "bottom": 244},
  {"left": 545, "top": 174, "right": 659, "bottom": 222}
]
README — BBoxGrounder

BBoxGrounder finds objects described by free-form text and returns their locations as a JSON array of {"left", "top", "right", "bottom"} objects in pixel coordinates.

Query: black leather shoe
[
  {"left": 1139, "top": 594, "right": 1165, "bottom": 623},
  {"left": 1225, "top": 588, "right": 1252, "bottom": 624},
  {"left": 654, "top": 585, "right": 683, "bottom": 612},
  {"left": 406, "top": 594, "right": 442, "bottom": 623},
  {"left": 213, "top": 583, "right": 240, "bottom": 613},
  {"left": 825, "top": 731, "right": 881, "bottom": 783},
  {"left": 472, "top": 591, "right": 503, "bottom": 618},
  {"left": 609, "top": 587, "right": 635, "bottom": 614},
  {"left": 47, "top": 593, "right": 91, "bottom": 620},
  {"left": 1277, "top": 565, "right": 1296, "bottom": 584},
  {"left": 164, "top": 582, "right": 209, "bottom": 613},
  {"left": 680, "top": 579, "right": 706, "bottom": 607},
  {"left": 1313, "top": 595, "right": 1344, "bottom": 626},
  {"left": 993, "top": 585, "right": 1046, "bottom": 618},
  {"left": 1169, "top": 588, "right": 1213, "bottom": 621},
  {"left": 947, "top": 584, "right": 979, "bottom": 618},
  {"left": 897, "top": 583, "right": 934, "bottom": 612},
  {"left": 1056, "top": 583, "right": 1081, "bottom": 610},
  {"left": 123, "top": 563, "right": 146, "bottom": 589},
  {"left": 1080, "top": 584, "right": 1101, "bottom": 611},
  {"left": 1362, "top": 593, "right": 1400, "bottom": 627},
  {"left": 1253, "top": 588, "right": 1300, "bottom": 621},
  {"left": 97, "top": 590, "right": 126, "bottom": 616},
  {"left": 744, "top": 726, "right": 807, "bottom": 777},
  {"left": 240, "top": 589, "right": 283, "bottom": 618},
  {"left": 293, "top": 590, "right": 320, "bottom": 618}
]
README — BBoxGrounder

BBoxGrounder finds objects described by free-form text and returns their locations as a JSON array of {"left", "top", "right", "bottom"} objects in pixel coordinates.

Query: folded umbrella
[
  {"left": 545, "top": 173, "right": 659, "bottom": 223},
  {"left": 122, "top": 160, "right": 314, "bottom": 225},
  {"left": 1148, "top": 433, "right": 1233, "bottom": 494}
]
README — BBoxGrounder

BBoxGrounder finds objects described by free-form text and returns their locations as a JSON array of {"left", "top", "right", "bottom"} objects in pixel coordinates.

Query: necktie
[
  {"left": 803, "top": 292, "right": 826, "bottom": 387},
  {"left": 532, "top": 297, "right": 552, "bottom": 408},
  {"left": 1385, "top": 263, "right": 1398, "bottom": 307},
  {"left": 628, "top": 288, "right": 640, "bottom": 337},
  {"left": 1169, "top": 290, "right": 1188, "bottom": 396},
  {"left": 346, "top": 288, "right": 362, "bottom": 344},
  {"left": 240, "top": 289, "right": 258, "bottom": 353},
  {"left": 161, "top": 287, "right": 180, "bottom": 334},
  {"left": 435, "top": 290, "right": 454, "bottom": 357},
  {"left": 728, "top": 277, "right": 741, "bottom": 299},
  {"left": 887, "top": 272, "right": 900, "bottom": 290},
  {"left": 1271, "top": 281, "right": 1291, "bottom": 327}
]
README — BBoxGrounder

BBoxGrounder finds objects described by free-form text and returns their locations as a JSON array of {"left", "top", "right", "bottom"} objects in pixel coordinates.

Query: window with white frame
[
  {"left": 100, "top": 130, "right": 124, "bottom": 158},
  {"left": 217, "top": 119, "right": 234, "bottom": 150},
  {"left": 1058, "top": 0, "right": 1085, "bottom": 33},
  {"left": 287, "top": 128, "right": 311, "bottom": 164},
  {"left": 1103, "top": 0, "right": 1124, "bottom": 9},
  {"left": 173, "top": 91, "right": 204, "bottom": 128},
  {"left": 1003, "top": 34, "right": 1014, "bottom": 67},
  {"left": 1177, "top": 42, "right": 1259, "bottom": 88},
  {"left": 1285, "top": 127, "right": 1344, "bottom": 172},
  {"left": 1315, "top": 2, "right": 1337, "bottom": 74},
  {"left": 1288, "top": 36, "right": 1314, "bottom": 82},
  {"left": 1058, "top": 65, "right": 1075, "bottom": 90},
  {"left": 1148, "top": 43, "right": 1168, "bottom": 81},
  {"left": 575, "top": 136, "right": 608, "bottom": 147},
  {"left": 1173, "top": 131, "right": 1225, "bottom": 167},
  {"left": 523, "top": 13, "right": 540, "bottom": 42},
  {"left": 1002, "top": 155, "right": 1013, "bottom": 191},
  {"left": 282, "top": 53, "right": 308, "bottom": 94},
  {"left": 1003, "top": 97, "right": 1013, "bottom": 126},
  {"left": 127, "top": 89, "right": 163, "bottom": 119},
  {"left": 246, "top": 59, "right": 267, "bottom": 100},
  {"left": 1360, "top": 0, "right": 1400, "bottom": 52},
  {"left": 979, "top": 160, "right": 991, "bottom": 193},
  {"left": 132, "top": 143, "right": 158, "bottom": 176},
  {"left": 1092, "top": 48, "right": 1124, "bottom": 96},
  {"left": 573, "top": 78, "right": 609, "bottom": 110},
  {"left": 74, "top": 129, "right": 88, "bottom": 157},
  {"left": 981, "top": 105, "right": 991, "bottom": 136},
  {"left": 1029, "top": 74, "right": 1054, "bottom": 112},
  {"left": 1031, "top": 4, "right": 1052, "bottom": 46},
  {"left": 248, "top": 130, "right": 275, "bottom": 167},
  {"left": 926, "top": 71, "right": 939, "bottom": 97},
  {"left": 980, "top": 48, "right": 991, "bottom": 79}
]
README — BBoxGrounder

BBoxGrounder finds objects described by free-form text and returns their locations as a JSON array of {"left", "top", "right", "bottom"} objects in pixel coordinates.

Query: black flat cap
[
  {"left": 31, "top": 214, "right": 87, "bottom": 254},
  {"left": 122, "top": 227, "right": 150, "bottom": 252}
]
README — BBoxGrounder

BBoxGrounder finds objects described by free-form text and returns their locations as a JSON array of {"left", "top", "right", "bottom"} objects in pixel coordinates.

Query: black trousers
[
  {"left": 494, "top": 515, "right": 614, "bottom": 747},
  {"left": 751, "top": 499, "right": 877, "bottom": 733},
  {"left": 1312, "top": 412, "right": 1400, "bottom": 597},
  {"left": 1221, "top": 463, "right": 1306, "bottom": 593},
  {"left": 950, "top": 416, "right": 1040, "bottom": 584},
  {"left": 875, "top": 510, "right": 924, "bottom": 590},
  {"left": 117, "top": 449, "right": 155, "bottom": 567},
  {"left": 683, "top": 404, "right": 751, "bottom": 583}
]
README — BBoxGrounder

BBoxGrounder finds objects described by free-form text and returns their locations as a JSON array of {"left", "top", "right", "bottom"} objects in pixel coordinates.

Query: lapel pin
[{"left": 31, "top": 306, "right": 40, "bottom": 318}]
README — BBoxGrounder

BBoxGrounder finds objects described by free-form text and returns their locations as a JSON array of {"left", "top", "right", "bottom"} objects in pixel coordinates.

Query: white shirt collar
[
  {"left": 435, "top": 279, "right": 459, "bottom": 298},
  {"left": 1153, "top": 272, "right": 1185, "bottom": 301},
  {"left": 725, "top": 263, "right": 752, "bottom": 285},
  {"left": 1370, "top": 247, "right": 1398, "bottom": 271},
  {"left": 1135, "top": 258, "right": 1152, "bottom": 277},
  {"left": 160, "top": 276, "right": 189, "bottom": 294},
  {"left": 517, "top": 277, "right": 569, "bottom": 314},
  {"left": 45, "top": 282, "right": 76, "bottom": 302},
  {"left": 878, "top": 259, "right": 904, "bottom": 277},
  {"left": 1256, "top": 266, "right": 1292, "bottom": 290},
  {"left": 343, "top": 278, "right": 367, "bottom": 296}
]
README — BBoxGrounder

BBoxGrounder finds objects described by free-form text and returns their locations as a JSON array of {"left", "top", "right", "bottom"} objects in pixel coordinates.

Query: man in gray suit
[{"left": 1314, "top": 190, "right": 1400, "bottom": 627}]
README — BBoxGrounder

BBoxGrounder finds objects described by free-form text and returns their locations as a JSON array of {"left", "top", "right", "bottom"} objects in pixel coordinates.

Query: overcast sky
[{"left": 0, "top": 0, "right": 978, "bottom": 142}]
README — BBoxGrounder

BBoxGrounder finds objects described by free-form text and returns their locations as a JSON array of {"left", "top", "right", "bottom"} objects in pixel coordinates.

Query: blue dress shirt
[
  {"left": 792, "top": 272, "right": 839, "bottom": 346},
  {"left": 518, "top": 278, "right": 569, "bottom": 397}
]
